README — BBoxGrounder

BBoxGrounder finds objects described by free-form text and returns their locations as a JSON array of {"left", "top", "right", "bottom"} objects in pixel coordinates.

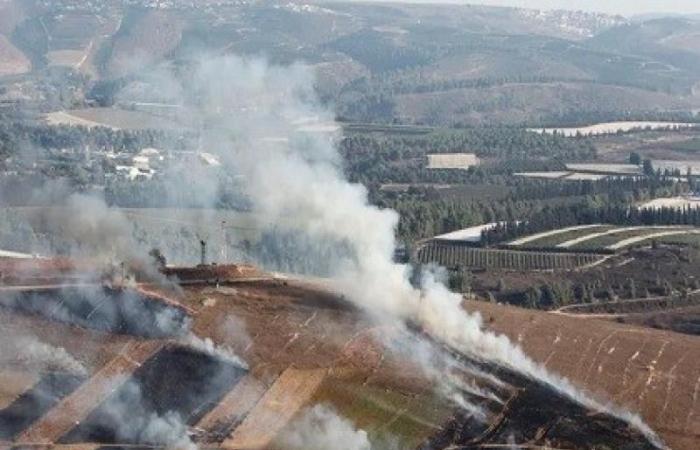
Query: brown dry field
[
  {"left": 196, "top": 374, "right": 269, "bottom": 438},
  {"left": 173, "top": 276, "right": 700, "bottom": 449},
  {"left": 225, "top": 368, "right": 327, "bottom": 449},
  {"left": 467, "top": 301, "right": 700, "bottom": 450},
  {"left": 0, "top": 260, "right": 695, "bottom": 448},
  {"left": 0, "top": 371, "right": 37, "bottom": 410}
]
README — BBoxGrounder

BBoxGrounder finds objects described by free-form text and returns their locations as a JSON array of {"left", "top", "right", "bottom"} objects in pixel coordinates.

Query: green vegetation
[
  {"left": 668, "top": 138, "right": 700, "bottom": 155},
  {"left": 519, "top": 226, "right": 615, "bottom": 248},
  {"left": 568, "top": 228, "right": 669, "bottom": 251},
  {"left": 312, "top": 379, "right": 450, "bottom": 449},
  {"left": 341, "top": 127, "right": 597, "bottom": 185},
  {"left": 482, "top": 201, "right": 697, "bottom": 246},
  {"left": 417, "top": 244, "right": 602, "bottom": 271}
]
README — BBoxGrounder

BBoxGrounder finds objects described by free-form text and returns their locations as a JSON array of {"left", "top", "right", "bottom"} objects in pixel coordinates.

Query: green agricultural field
[
  {"left": 418, "top": 243, "right": 603, "bottom": 271},
  {"left": 508, "top": 225, "right": 700, "bottom": 253},
  {"left": 569, "top": 227, "right": 700, "bottom": 251},
  {"left": 567, "top": 229, "right": 655, "bottom": 250},
  {"left": 311, "top": 378, "right": 451, "bottom": 449},
  {"left": 669, "top": 138, "right": 700, "bottom": 155},
  {"left": 521, "top": 225, "right": 614, "bottom": 249},
  {"left": 657, "top": 233, "right": 700, "bottom": 247}
]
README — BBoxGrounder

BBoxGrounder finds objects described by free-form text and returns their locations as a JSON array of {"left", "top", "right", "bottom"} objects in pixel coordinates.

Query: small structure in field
[{"left": 427, "top": 153, "right": 480, "bottom": 170}]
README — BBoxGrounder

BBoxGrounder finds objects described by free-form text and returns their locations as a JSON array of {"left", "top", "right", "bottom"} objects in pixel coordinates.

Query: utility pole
[
  {"left": 221, "top": 220, "right": 227, "bottom": 263},
  {"left": 200, "top": 240, "right": 207, "bottom": 266}
]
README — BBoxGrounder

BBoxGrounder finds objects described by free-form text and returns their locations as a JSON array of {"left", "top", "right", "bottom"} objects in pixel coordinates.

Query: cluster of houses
[{"left": 3, "top": 145, "right": 223, "bottom": 184}]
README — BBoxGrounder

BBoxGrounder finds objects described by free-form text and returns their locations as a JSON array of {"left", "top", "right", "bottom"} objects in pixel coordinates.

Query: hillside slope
[
  {"left": 0, "top": 261, "right": 667, "bottom": 449},
  {"left": 3, "top": 2, "right": 698, "bottom": 125},
  {"left": 469, "top": 301, "right": 700, "bottom": 450}
]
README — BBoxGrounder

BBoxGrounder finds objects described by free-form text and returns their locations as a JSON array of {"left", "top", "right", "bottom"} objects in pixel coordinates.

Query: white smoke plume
[
  {"left": 171, "top": 54, "right": 662, "bottom": 446},
  {"left": 0, "top": 50, "right": 660, "bottom": 447},
  {"left": 0, "top": 334, "right": 87, "bottom": 376},
  {"left": 277, "top": 404, "right": 371, "bottom": 450},
  {"left": 180, "top": 333, "right": 248, "bottom": 370},
  {"left": 92, "top": 378, "right": 196, "bottom": 450},
  {"left": 217, "top": 314, "right": 253, "bottom": 352}
]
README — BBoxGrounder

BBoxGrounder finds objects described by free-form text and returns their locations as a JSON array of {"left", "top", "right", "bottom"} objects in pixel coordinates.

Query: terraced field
[
  {"left": 658, "top": 233, "right": 700, "bottom": 247},
  {"left": 517, "top": 225, "right": 613, "bottom": 248},
  {"left": 569, "top": 227, "right": 700, "bottom": 251},
  {"left": 417, "top": 242, "right": 604, "bottom": 271},
  {"left": 508, "top": 224, "right": 700, "bottom": 252},
  {"left": 508, "top": 224, "right": 604, "bottom": 247}
]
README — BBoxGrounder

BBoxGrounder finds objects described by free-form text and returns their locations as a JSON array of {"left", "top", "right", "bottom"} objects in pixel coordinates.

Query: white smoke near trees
[{"left": 277, "top": 404, "right": 371, "bottom": 450}]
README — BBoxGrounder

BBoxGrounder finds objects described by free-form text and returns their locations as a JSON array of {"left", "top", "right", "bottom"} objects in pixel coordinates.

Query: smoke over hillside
[
  {"left": 0, "top": 52, "right": 662, "bottom": 448},
  {"left": 128, "top": 53, "right": 660, "bottom": 446}
]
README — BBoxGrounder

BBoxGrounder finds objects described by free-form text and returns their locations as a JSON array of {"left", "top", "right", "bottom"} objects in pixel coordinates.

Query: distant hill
[{"left": 1, "top": 0, "right": 699, "bottom": 126}]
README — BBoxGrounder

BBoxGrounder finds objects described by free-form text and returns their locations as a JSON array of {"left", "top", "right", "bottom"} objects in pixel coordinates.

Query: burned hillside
[{"left": 0, "top": 258, "right": 677, "bottom": 449}]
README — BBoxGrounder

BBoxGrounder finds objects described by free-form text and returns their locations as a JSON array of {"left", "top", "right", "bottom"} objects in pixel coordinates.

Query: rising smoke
[
  {"left": 276, "top": 404, "right": 372, "bottom": 450},
  {"left": 0, "top": 333, "right": 86, "bottom": 376},
  {"left": 74, "top": 378, "right": 196, "bottom": 450},
  {"left": 169, "top": 53, "right": 661, "bottom": 446},
  {"left": 0, "top": 50, "right": 662, "bottom": 447}
]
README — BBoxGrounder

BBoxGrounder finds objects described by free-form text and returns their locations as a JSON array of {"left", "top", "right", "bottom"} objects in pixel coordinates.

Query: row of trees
[
  {"left": 0, "top": 121, "right": 193, "bottom": 159},
  {"left": 383, "top": 175, "right": 680, "bottom": 244},
  {"left": 340, "top": 127, "right": 598, "bottom": 185},
  {"left": 509, "top": 273, "right": 700, "bottom": 310}
]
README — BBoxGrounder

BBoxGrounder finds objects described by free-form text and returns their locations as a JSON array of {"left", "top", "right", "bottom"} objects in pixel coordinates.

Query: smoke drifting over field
[
  {"left": 174, "top": 53, "right": 663, "bottom": 446},
  {"left": 278, "top": 404, "right": 372, "bottom": 450},
  {"left": 0, "top": 52, "right": 661, "bottom": 447},
  {"left": 0, "top": 334, "right": 86, "bottom": 376}
]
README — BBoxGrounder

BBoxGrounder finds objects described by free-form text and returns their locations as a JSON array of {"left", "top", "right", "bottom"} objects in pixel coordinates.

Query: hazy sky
[{"left": 466, "top": 1, "right": 700, "bottom": 16}]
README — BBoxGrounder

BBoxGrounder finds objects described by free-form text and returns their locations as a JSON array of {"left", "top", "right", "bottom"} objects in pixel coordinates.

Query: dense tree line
[
  {"left": 0, "top": 122, "right": 193, "bottom": 155},
  {"left": 380, "top": 175, "right": 681, "bottom": 244},
  {"left": 104, "top": 173, "right": 248, "bottom": 210},
  {"left": 340, "top": 128, "right": 597, "bottom": 185}
]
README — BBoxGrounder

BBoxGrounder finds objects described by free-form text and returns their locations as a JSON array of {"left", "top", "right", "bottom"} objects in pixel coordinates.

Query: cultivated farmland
[
  {"left": 506, "top": 224, "right": 700, "bottom": 252},
  {"left": 514, "top": 225, "right": 614, "bottom": 248},
  {"left": 416, "top": 242, "right": 603, "bottom": 271}
]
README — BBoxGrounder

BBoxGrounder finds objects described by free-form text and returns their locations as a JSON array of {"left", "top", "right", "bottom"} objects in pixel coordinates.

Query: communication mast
[{"left": 200, "top": 240, "right": 207, "bottom": 266}]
